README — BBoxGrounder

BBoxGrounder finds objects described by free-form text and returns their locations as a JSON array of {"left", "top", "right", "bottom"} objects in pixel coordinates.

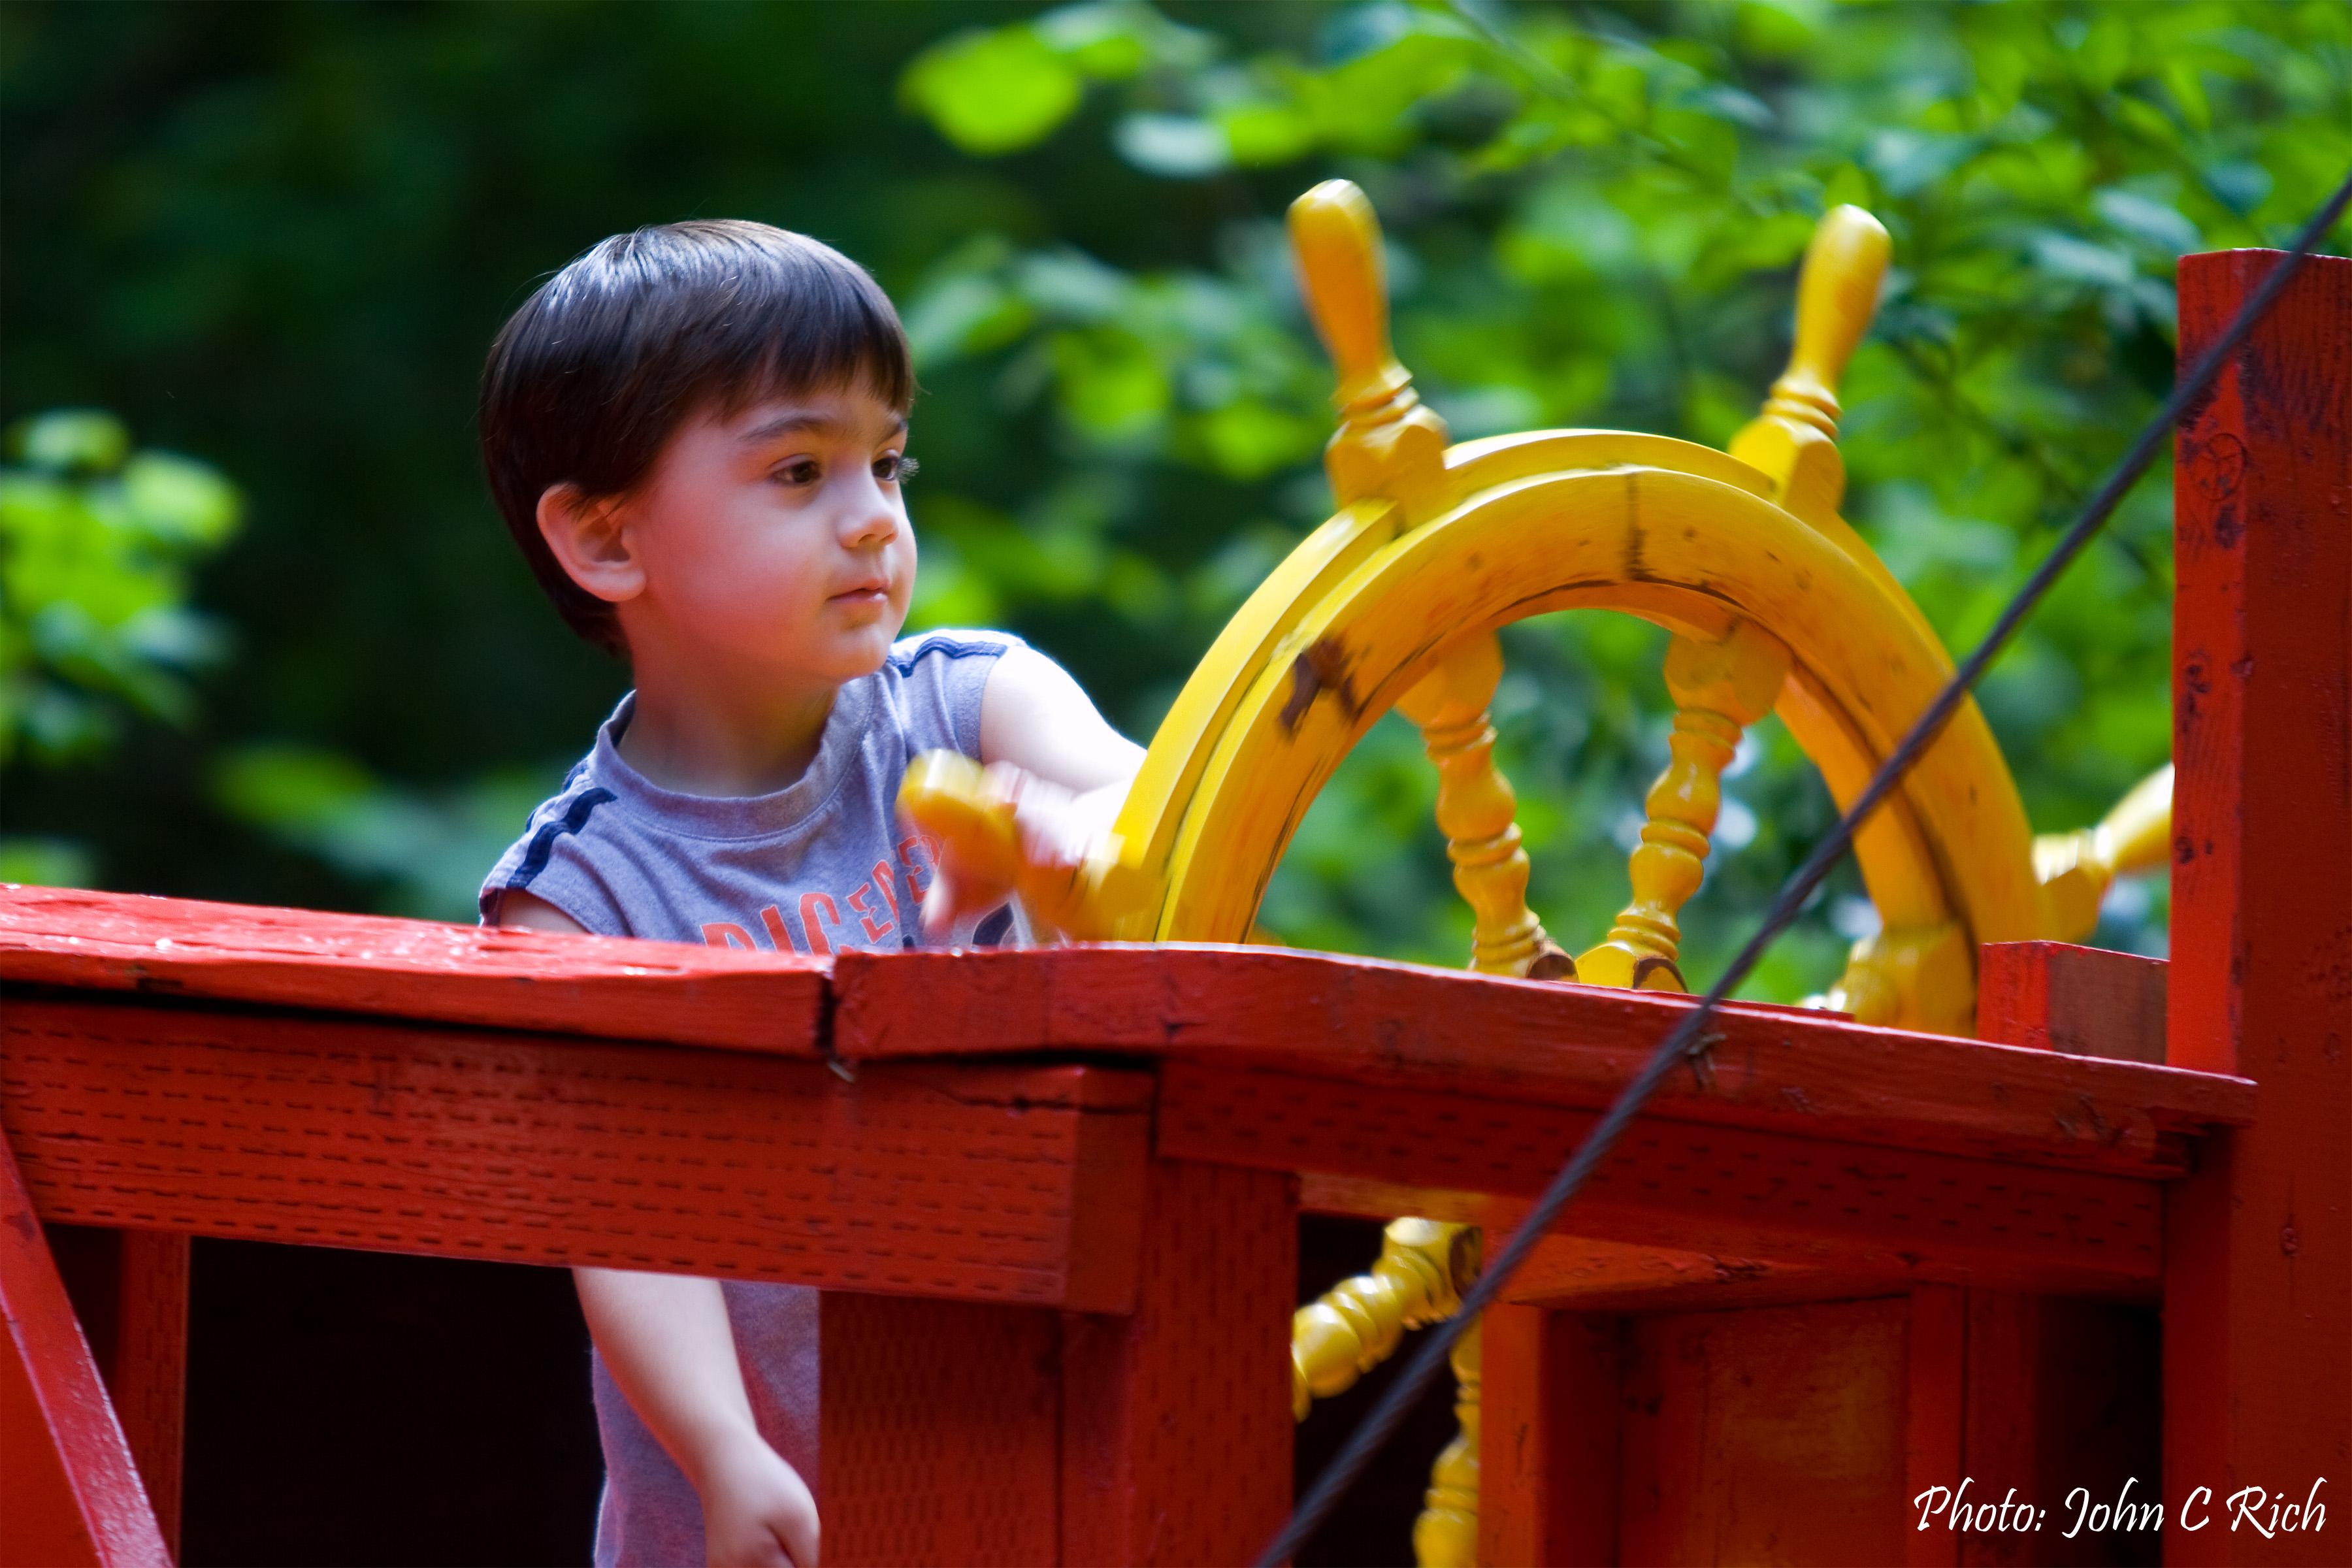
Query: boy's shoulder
[
  {"left": 474, "top": 630, "right": 1032, "bottom": 933},
  {"left": 880, "top": 626, "right": 1024, "bottom": 679}
]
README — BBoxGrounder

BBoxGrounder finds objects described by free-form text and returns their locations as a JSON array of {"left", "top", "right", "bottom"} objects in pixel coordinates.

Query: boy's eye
[
  {"left": 875, "top": 453, "right": 919, "bottom": 484},
  {"left": 774, "top": 458, "right": 822, "bottom": 486}
]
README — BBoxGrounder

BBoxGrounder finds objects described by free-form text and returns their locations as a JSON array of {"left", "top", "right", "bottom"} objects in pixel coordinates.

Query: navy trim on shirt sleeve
[
  {"left": 885, "top": 634, "right": 1015, "bottom": 676},
  {"left": 512, "top": 787, "right": 617, "bottom": 891}
]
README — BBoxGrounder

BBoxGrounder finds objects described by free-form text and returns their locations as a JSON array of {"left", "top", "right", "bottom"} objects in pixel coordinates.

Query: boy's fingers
[{"left": 921, "top": 873, "right": 959, "bottom": 937}]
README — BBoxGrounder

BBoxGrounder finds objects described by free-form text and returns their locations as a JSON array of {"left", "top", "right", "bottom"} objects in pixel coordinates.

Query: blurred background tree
[{"left": 6, "top": 0, "right": 2347, "bottom": 999}]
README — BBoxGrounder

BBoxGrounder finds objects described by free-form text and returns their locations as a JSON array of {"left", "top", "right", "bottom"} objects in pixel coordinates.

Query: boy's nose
[{"left": 840, "top": 485, "right": 900, "bottom": 547}]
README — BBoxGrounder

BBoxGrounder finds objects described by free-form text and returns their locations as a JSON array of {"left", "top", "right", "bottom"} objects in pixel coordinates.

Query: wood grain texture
[
  {"left": 1618, "top": 1297, "right": 1910, "bottom": 1565},
  {"left": 1, "top": 996, "right": 1147, "bottom": 1311},
  {"left": 2165, "top": 248, "right": 2352, "bottom": 1567},
  {"left": 1976, "top": 941, "right": 2166, "bottom": 1063},
  {"left": 0, "top": 884, "right": 826, "bottom": 1054},
  {"left": 1905, "top": 1286, "right": 1967, "bottom": 1568},
  {"left": 0, "top": 1130, "right": 170, "bottom": 1568},
  {"left": 1305, "top": 1191, "right": 1858, "bottom": 1312},
  {"left": 818, "top": 1294, "right": 1062, "bottom": 1567},
  {"left": 1164, "top": 1063, "right": 2166, "bottom": 1296},
  {"left": 1478, "top": 1305, "right": 1622, "bottom": 1567},
  {"left": 1061, "top": 1160, "right": 1296, "bottom": 1567},
  {"left": 836, "top": 945, "right": 2251, "bottom": 1177}
]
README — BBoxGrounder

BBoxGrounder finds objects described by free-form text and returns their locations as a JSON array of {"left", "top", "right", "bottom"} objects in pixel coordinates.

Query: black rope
[{"left": 1259, "top": 165, "right": 2352, "bottom": 1568}]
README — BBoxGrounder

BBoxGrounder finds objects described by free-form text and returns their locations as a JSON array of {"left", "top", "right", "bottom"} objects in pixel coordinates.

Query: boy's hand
[
  {"left": 915, "top": 759, "right": 1121, "bottom": 938},
  {"left": 694, "top": 1431, "right": 819, "bottom": 1568}
]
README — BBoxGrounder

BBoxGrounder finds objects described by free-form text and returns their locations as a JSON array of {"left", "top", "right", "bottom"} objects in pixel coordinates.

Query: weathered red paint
[
  {"left": 0, "top": 882, "right": 825, "bottom": 1054},
  {"left": 0, "top": 1129, "right": 169, "bottom": 1568},
  {"left": 2165, "top": 248, "right": 2352, "bottom": 1566},
  {"left": 1976, "top": 940, "right": 2166, "bottom": 1062},
  {"left": 1, "top": 996, "right": 1149, "bottom": 1312}
]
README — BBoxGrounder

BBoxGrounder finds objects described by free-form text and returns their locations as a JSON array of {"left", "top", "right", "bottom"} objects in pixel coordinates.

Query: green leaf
[
  {"left": 0, "top": 836, "right": 94, "bottom": 889},
  {"left": 1034, "top": 2, "right": 1157, "bottom": 80},
  {"left": 1216, "top": 100, "right": 1316, "bottom": 166},
  {"left": 120, "top": 452, "right": 242, "bottom": 546},
  {"left": 901, "top": 25, "right": 1085, "bottom": 155},
  {"left": 10, "top": 411, "right": 129, "bottom": 475},
  {"left": 1113, "top": 113, "right": 1228, "bottom": 176},
  {"left": 1190, "top": 400, "right": 1322, "bottom": 480},
  {"left": 212, "top": 743, "right": 375, "bottom": 832}
]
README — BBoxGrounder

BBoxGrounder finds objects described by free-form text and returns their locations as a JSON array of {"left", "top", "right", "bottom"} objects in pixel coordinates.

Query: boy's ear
[{"left": 535, "top": 482, "right": 644, "bottom": 604}]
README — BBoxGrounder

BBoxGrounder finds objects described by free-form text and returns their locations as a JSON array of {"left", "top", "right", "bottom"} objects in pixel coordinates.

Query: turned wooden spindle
[
  {"left": 1580, "top": 621, "right": 1791, "bottom": 990},
  {"left": 1412, "top": 1318, "right": 1480, "bottom": 1568},
  {"left": 1288, "top": 179, "right": 1450, "bottom": 511},
  {"left": 1291, "top": 1219, "right": 1478, "bottom": 1419},
  {"left": 1760, "top": 204, "right": 1891, "bottom": 440},
  {"left": 1729, "top": 205, "right": 1891, "bottom": 527},
  {"left": 1394, "top": 634, "right": 1570, "bottom": 979}
]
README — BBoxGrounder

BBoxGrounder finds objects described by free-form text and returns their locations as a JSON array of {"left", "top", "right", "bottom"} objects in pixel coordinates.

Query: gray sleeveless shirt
[{"left": 476, "top": 629, "right": 1022, "bottom": 1567}]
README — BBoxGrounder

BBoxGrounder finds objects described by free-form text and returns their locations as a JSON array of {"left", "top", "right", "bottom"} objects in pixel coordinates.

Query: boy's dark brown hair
[{"left": 480, "top": 220, "right": 913, "bottom": 656}]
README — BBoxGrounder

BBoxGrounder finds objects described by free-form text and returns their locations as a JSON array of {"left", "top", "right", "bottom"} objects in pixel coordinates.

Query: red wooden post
[
  {"left": 43, "top": 1226, "right": 189, "bottom": 1558},
  {"left": 0, "top": 1132, "right": 170, "bottom": 1568},
  {"left": 2166, "top": 246, "right": 2351, "bottom": 1563},
  {"left": 1060, "top": 1158, "right": 1294, "bottom": 1566},
  {"left": 1975, "top": 941, "right": 2166, "bottom": 1062},
  {"left": 1479, "top": 1303, "right": 1620, "bottom": 1566},
  {"left": 1904, "top": 1286, "right": 1965, "bottom": 1568}
]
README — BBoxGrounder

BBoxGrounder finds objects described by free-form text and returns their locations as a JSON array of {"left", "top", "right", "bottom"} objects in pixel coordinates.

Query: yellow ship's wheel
[
  {"left": 902, "top": 180, "right": 2168, "bottom": 1565},
  {"left": 909, "top": 180, "right": 2164, "bottom": 1031}
]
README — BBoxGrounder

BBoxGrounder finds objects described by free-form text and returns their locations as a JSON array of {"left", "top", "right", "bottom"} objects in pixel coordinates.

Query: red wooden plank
[
  {"left": 834, "top": 945, "right": 2251, "bottom": 1178},
  {"left": 109, "top": 1232, "right": 185, "bottom": 1560},
  {"left": 817, "top": 1294, "right": 1062, "bottom": 1567},
  {"left": 1479, "top": 1304, "right": 1621, "bottom": 1567},
  {"left": 1904, "top": 1286, "right": 1965, "bottom": 1568},
  {"left": 42, "top": 1226, "right": 188, "bottom": 1558},
  {"left": 2165, "top": 248, "right": 2352, "bottom": 1566},
  {"left": 1, "top": 996, "right": 1147, "bottom": 1311},
  {"left": 1616, "top": 1298, "right": 1909, "bottom": 1565},
  {"left": 0, "top": 883, "right": 825, "bottom": 1054},
  {"left": 1160, "top": 1063, "right": 2166, "bottom": 1296},
  {"left": 1976, "top": 941, "right": 2166, "bottom": 1062},
  {"left": 0, "top": 1130, "right": 169, "bottom": 1568},
  {"left": 1060, "top": 1159, "right": 1294, "bottom": 1566}
]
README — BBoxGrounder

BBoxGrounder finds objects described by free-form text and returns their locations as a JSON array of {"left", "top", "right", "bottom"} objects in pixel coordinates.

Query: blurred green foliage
[
  {"left": 0, "top": 408, "right": 240, "bottom": 885},
  {"left": 5, "top": 3, "right": 2345, "bottom": 987}
]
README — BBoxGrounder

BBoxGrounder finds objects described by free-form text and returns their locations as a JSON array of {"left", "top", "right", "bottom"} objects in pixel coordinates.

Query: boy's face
[{"left": 608, "top": 380, "right": 917, "bottom": 687}]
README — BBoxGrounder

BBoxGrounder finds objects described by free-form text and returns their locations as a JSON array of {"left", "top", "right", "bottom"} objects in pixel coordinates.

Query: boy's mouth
[{"left": 828, "top": 580, "right": 892, "bottom": 611}]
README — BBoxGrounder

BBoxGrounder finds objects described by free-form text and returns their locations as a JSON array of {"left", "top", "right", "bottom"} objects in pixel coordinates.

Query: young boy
[{"left": 474, "top": 220, "right": 1141, "bottom": 1568}]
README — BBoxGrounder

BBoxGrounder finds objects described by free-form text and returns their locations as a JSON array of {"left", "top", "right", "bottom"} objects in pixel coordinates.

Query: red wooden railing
[{"left": 1, "top": 248, "right": 2344, "bottom": 1567}]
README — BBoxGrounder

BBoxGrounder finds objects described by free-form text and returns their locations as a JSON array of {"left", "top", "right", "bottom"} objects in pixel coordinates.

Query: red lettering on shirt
[
  {"left": 846, "top": 878, "right": 894, "bottom": 943},
  {"left": 757, "top": 904, "right": 806, "bottom": 955},
  {"left": 798, "top": 893, "right": 841, "bottom": 956},
  {"left": 702, "top": 922, "right": 756, "bottom": 950},
  {"left": 896, "top": 834, "right": 940, "bottom": 898}
]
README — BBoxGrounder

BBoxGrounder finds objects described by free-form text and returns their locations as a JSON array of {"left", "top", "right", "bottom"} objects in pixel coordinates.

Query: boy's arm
[
  {"left": 573, "top": 1266, "right": 817, "bottom": 1568},
  {"left": 976, "top": 642, "right": 1145, "bottom": 794},
  {"left": 923, "top": 643, "right": 1145, "bottom": 933},
  {"left": 492, "top": 890, "right": 820, "bottom": 1567}
]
